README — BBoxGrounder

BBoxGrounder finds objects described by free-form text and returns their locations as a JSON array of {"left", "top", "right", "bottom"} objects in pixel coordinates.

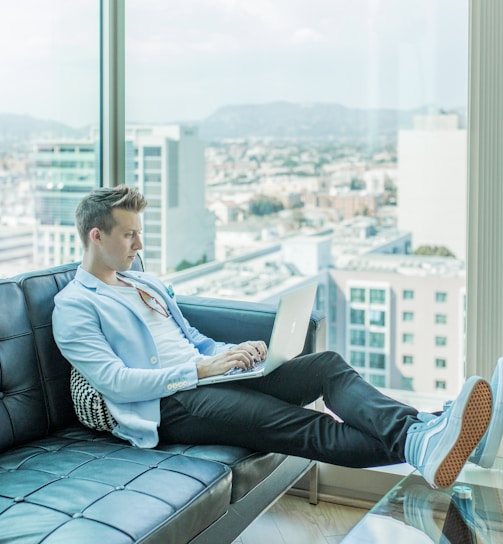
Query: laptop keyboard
[{"left": 225, "top": 360, "right": 266, "bottom": 376}]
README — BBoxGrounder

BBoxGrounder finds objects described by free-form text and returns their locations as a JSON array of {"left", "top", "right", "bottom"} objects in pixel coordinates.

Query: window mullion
[
  {"left": 100, "top": 0, "right": 125, "bottom": 187},
  {"left": 466, "top": 0, "right": 503, "bottom": 379}
]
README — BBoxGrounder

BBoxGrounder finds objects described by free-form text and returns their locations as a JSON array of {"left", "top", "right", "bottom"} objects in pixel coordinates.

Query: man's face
[{"left": 97, "top": 208, "right": 143, "bottom": 271}]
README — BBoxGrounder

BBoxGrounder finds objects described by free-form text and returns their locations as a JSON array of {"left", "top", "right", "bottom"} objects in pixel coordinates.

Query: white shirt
[{"left": 113, "top": 281, "right": 208, "bottom": 369}]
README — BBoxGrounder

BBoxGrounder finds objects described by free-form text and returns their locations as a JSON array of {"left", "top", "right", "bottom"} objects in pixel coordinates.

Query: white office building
[
  {"left": 31, "top": 140, "right": 99, "bottom": 268},
  {"left": 129, "top": 125, "right": 216, "bottom": 274},
  {"left": 329, "top": 255, "right": 466, "bottom": 397},
  {"left": 397, "top": 113, "right": 467, "bottom": 260}
]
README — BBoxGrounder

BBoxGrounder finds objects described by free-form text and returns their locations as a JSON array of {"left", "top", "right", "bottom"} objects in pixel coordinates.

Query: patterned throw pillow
[{"left": 70, "top": 366, "right": 117, "bottom": 432}]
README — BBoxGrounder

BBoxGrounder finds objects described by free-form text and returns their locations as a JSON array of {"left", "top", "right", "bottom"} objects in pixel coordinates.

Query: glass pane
[
  {"left": 1, "top": 1, "right": 100, "bottom": 277},
  {"left": 369, "top": 353, "right": 385, "bottom": 369},
  {"left": 350, "top": 329, "right": 366, "bottom": 346},
  {"left": 350, "top": 351, "right": 366, "bottom": 367},
  {"left": 369, "top": 310, "right": 386, "bottom": 327},
  {"left": 403, "top": 290, "right": 415, "bottom": 300},
  {"left": 403, "top": 333, "right": 414, "bottom": 344},
  {"left": 370, "top": 289, "right": 386, "bottom": 305},
  {"left": 369, "top": 332, "right": 385, "bottom": 348},
  {"left": 350, "top": 309, "right": 365, "bottom": 325},
  {"left": 402, "top": 377, "right": 414, "bottom": 390},
  {"left": 350, "top": 288, "right": 366, "bottom": 303},
  {"left": 125, "top": 1, "right": 469, "bottom": 398},
  {"left": 436, "top": 358, "right": 447, "bottom": 368}
]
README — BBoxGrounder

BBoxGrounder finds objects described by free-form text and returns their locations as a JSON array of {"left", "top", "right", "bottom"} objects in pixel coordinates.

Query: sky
[{"left": 0, "top": 0, "right": 469, "bottom": 127}]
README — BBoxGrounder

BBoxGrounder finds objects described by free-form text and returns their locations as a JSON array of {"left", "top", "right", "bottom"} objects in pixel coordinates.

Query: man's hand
[
  {"left": 234, "top": 340, "right": 267, "bottom": 362},
  {"left": 196, "top": 340, "right": 268, "bottom": 379}
]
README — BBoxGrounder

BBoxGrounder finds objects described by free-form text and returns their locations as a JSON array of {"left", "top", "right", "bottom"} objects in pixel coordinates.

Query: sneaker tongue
[{"left": 417, "top": 412, "right": 437, "bottom": 423}]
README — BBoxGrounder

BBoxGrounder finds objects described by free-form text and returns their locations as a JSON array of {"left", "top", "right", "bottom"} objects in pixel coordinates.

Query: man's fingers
[{"left": 222, "top": 349, "right": 253, "bottom": 367}]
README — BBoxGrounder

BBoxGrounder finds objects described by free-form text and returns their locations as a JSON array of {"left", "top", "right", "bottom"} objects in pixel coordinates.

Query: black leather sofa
[{"left": 0, "top": 262, "right": 325, "bottom": 543}]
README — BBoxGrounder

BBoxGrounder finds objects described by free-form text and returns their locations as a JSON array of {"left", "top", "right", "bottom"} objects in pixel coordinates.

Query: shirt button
[{"left": 150, "top": 356, "right": 158, "bottom": 365}]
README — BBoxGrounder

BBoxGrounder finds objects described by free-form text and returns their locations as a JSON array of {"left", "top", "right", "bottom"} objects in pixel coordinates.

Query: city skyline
[{"left": 0, "top": 0, "right": 468, "bottom": 128}]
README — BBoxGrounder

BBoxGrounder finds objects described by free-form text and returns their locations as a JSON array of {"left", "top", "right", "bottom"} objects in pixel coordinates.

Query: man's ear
[{"left": 89, "top": 228, "right": 101, "bottom": 244}]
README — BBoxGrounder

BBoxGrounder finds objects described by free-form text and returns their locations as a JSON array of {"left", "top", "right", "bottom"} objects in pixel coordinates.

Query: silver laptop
[{"left": 197, "top": 282, "right": 317, "bottom": 385}]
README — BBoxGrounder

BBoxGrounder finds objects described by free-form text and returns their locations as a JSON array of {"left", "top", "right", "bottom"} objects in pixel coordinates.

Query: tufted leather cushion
[
  {"left": 0, "top": 280, "right": 49, "bottom": 452},
  {"left": 16, "top": 264, "right": 80, "bottom": 431},
  {"left": 155, "top": 444, "right": 287, "bottom": 503},
  {"left": 0, "top": 425, "right": 231, "bottom": 544}
]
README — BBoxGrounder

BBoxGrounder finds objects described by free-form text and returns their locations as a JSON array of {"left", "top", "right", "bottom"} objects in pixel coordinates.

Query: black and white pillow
[{"left": 70, "top": 366, "right": 117, "bottom": 432}]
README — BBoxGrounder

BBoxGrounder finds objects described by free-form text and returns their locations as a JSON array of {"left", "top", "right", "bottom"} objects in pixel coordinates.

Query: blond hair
[{"left": 75, "top": 185, "right": 147, "bottom": 247}]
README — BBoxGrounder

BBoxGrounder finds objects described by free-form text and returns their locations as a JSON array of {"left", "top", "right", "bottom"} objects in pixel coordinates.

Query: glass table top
[{"left": 341, "top": 473, "right": 503, "bottom": 544}]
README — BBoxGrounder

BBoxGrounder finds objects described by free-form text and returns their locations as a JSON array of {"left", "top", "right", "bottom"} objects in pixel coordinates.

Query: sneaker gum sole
[
  {"left": 434, "top": 379, "right": 493, "bottom": 488},
  {"left": 477, "top": 359, "right": 503, "bottom": 468}
]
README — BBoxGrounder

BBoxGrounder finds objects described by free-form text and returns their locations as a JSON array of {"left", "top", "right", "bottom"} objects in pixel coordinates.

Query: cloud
[{"left": 291, "top": 27, "right": 326, "bottom": 45}]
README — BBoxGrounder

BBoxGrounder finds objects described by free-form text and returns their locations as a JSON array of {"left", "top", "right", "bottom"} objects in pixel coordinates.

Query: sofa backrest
[
  {"left": 0, "top": 279, "right": 50, "bottom": 452},
  {"left": 16, "top": 263, "right": 80, "bottom": 431},
  {"left": 15, "top": 258, "right": 144, "bottom": 432}
]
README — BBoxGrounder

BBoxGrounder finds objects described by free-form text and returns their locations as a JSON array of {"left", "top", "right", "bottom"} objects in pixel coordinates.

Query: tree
[
  {"left": 414, "top": 245, "right": 456, "bottom": 258},
  {"left": 350, "top": 177, "right": 366, "bottom": 190},
  {"left": 175, "top": 254, "right": 208, "bottom": 272},
  {"left": 249, "top": 195, "right": 284, "bottom": 216}
]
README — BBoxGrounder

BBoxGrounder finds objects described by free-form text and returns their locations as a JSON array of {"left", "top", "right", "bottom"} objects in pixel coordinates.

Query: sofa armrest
[{"left": 176, "top": 294, "right": 326, "bottom": 355}]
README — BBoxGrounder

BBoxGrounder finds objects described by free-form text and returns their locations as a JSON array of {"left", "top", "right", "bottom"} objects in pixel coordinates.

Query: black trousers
[{"left": 159, "top": 351, "right": 419, "bottom": 468}]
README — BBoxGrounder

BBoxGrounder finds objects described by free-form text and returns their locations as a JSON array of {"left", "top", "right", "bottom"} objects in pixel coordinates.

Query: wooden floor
[{"left": 232, "top": 494, "right": 368, "bottom": 544}]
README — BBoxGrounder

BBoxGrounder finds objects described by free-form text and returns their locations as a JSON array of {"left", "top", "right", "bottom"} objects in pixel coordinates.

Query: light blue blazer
[{"left": 52, "top": 266, "right": 234, "bottom": 448}]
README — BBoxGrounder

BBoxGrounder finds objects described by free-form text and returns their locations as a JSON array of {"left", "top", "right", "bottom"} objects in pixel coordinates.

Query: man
[{"left": 53, "top": 186, "right": 501, "bottom": 490}]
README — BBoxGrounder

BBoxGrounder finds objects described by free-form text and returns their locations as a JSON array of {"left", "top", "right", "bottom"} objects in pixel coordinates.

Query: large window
[{"left": 130, "top": 0, "right": 468, "bottom": 397}]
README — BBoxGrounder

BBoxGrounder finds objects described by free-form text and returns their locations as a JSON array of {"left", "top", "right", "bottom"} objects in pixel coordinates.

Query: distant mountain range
[
  {"left": 0, "top": 114, "right": 87, "bottom": 144},
  {"left": 199, "top": 102, "right": 467, "bottom": 141},
  {"left": 0, "top": 102, "right": 467, "bottom": 145}
]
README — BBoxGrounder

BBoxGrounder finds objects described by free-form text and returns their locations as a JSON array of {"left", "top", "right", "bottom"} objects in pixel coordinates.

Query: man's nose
[{"left": 133, "top": 234, "right": 143, "bottom": 250}]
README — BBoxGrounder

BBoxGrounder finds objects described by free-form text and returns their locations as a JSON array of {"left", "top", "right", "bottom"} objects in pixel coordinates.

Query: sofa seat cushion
[
  {"left": 156, "top": 443, "right": 287, "bottom": 503},
  {"left": 56, "top": 426, "right": 286, "bottom": 503},
  {"left": 0, "top": 428, "right": 231, "bottom": 544}
]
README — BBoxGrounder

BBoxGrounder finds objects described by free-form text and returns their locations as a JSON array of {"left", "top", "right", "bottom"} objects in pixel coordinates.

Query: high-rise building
[
  {"left": 329, "top": 255, "right": 465, "bottom": 397},
  {"left": 32, "top": 140, "right": 100, "bottom": 267},
  {"left": 397, "top": 113, "right": 467, "bottom": 260},
  {"left": 129, "top": 125, "right": 215, "bottom": 274}
]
